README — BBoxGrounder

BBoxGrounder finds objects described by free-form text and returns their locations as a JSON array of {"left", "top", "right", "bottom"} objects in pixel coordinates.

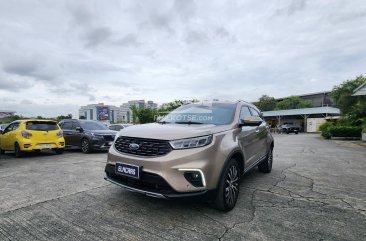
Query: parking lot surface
[{"left": 0, "top": 134, "right": 365, "bottom": 240}]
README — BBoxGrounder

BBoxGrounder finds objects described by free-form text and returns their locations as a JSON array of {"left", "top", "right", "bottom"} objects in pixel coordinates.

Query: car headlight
[{"left": 169, "top": 135, "right": 213, "bottom": 149}]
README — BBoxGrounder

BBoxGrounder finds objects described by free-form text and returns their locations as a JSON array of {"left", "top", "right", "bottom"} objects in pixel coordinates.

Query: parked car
[
  {"left": 278, "top": 124, "right": 300, "bottom": 134},
  {"left": 0, "top": 119, "right": 65, "bottom": 157},
  {"left": 0, "top": 124, "right": 9, "bottom": 131},
  {"left": 104, "top": 101, "right": 274, "bottom": 211},
  {"left": 108, "top": 124, "right": 133, "bottom": 131},
  {"left": 59, "top": 119, "right": 117, "bottom": 153}
]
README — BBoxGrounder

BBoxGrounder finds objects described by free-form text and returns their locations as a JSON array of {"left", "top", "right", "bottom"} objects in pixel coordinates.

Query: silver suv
[{"left": 105, "top": 101, "right": 274, "bottom": 211}]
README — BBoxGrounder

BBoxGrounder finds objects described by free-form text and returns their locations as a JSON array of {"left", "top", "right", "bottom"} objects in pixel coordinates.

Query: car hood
[{"left": 117, "top": 123, "right": 233, "bottom": 140}]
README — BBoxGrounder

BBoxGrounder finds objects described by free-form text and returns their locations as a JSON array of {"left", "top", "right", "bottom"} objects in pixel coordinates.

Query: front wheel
[
  {"left": 14, "top": 143, "right": 24, "bottom": 158},
  {"left": 0, "top": 148, "right": 5, "bottom": 155},
  {"left": 81, "top": 139, "right": 92, "bottom": 153},
  {"left": 258, "top": 148, "right": 273, "bottom": 173},
  {"left": 212, "top": 159, "right": 240, "bottom": 211}
]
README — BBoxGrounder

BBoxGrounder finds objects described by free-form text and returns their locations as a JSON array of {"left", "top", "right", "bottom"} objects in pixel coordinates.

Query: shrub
[
  {"left": 319, "top": 122, "right": 334, "bottom": 139},
  {"left": 328, "top": 126, "right": 362, "bottom": 138}
]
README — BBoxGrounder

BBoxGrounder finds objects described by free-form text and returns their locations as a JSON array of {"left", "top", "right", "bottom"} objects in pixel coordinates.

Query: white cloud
[{"left": 0, "top": 0, "right": 365, "bottom": 117}]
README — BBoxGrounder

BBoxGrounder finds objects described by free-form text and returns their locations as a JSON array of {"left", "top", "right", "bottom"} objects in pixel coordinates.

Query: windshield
[
  {"left": 80, "top": 121, "right": 108, "bottom": 130},
  {"left": 26, "top": 121, "right": 59, "bottom": 131},
  {"left": 161, "top": 103, "right": 237, "bottom": 125}
]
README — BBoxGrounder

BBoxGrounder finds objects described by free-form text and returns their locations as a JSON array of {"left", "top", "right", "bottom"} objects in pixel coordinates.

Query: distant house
[
  {"left": 0, "top": 110, "right": 16, "bottom": 121},
  {"left": 352, "top": 82, "right": 366, "bottom": 96}
]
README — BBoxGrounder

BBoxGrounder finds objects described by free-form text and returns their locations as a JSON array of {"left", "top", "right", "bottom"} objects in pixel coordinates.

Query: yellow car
[{"left": 0, "top": 119, "right": 65, "bottom": 157}]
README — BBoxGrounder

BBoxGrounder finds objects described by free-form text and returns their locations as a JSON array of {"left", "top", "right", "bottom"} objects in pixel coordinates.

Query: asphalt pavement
[{"left": 0, "top": 134, "right": 365, "bottom": 240}]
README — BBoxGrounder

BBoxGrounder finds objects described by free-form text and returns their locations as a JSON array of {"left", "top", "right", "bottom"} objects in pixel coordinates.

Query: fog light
[
  {"left": 60, "top": 142, "right": 64, "bottom": 146},
  {"left": 178, "top": 168, "right": 206, "bottom": 188},
  {"left": 24, "top": 144, "right": 31, "bottom": 148}
]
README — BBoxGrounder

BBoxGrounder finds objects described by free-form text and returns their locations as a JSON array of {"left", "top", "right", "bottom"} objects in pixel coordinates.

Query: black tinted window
[
  {"left": 61, "top": 122, "right": 73, "bottom": 130},
  {"left": 3, "top": 123, "right": 14, "bottom": 133},
  {"left": 26, "top": 121, "right": 58, "bottom": 131}
]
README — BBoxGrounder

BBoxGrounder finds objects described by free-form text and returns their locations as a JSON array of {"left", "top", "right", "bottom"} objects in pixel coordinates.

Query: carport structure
[{"left": 262, "top": 107, "right": 340, "bottom": 132}]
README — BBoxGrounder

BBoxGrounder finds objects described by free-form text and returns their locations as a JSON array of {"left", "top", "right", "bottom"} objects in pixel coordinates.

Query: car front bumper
[
  {"left": 104, "top": 165, "right": 216, "bottom": 200},
  {"left": 105, "top": 133, "right": 232, "bottom": 193}
]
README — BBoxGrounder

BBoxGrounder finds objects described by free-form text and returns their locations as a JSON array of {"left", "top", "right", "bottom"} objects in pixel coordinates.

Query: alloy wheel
[
  {"left": 81, "top": 139, "right": 89, "bottom": 153},
  {"left": 224, "top": 165, "right": 239, "bottom": 207}
]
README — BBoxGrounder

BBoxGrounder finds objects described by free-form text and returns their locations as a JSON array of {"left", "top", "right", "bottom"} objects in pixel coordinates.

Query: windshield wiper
[{"left": 174, "top": 121, "right": 205, "bottom": 125}]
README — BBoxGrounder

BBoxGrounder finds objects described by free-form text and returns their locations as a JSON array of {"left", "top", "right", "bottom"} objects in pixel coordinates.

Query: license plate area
[
  {"left": 39, "top": 144, "right": 52, "bottom": 148},
  {"left": 115, "top": 162, "right": 140, "bottom": 179}
]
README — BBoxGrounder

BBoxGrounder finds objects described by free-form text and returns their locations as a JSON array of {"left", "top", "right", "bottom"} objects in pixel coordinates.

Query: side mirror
[
  {"left": 75, "top": 127, "right": 83, "bottom": 132},
  {"left": 238, "top": 116, "right": 263, "bottom": 127}
]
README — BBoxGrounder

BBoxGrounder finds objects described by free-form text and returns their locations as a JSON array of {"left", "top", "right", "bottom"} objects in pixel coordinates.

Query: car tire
[
  {"left": 81, "top": 138, "right": 92, "bottom": 153},
  {"left": 295, "top": 132, "right": 299, "bottom": 134},
  {"left": 55, "top": 148, "right": 64, "bottom": 154},
  {"left": 258, "top": 148, "right": 273, "bottom": 173},
  {"left": 0, "top": 148, "right": 4, "bottom": 155},
  {"left": 14, "top": 143, "right": 24, "bottom": 158},
  {"left": 212, "top": 158, "right": 240, "bottom": 212}
]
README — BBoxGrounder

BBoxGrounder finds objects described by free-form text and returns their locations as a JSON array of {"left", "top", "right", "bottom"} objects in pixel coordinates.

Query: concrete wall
[{"left": 306, "top": 118, "right": 327, "bottom": 132}]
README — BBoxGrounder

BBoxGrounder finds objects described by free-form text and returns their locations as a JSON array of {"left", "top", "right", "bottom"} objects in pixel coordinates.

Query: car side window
[
  {"left": 3, "top": 124, "right": 14, "bottom": 134},
  {"left": 249, "top": 108, "right": 262, "bottom": 119},
  {"left": 72, "top": 122, "right": 81, "bottom": 130},
  {"left": 12, "top": 123, "right": 20, "bottom": 130},
  {"left": 239, "top": 106, "right": 252, "bottom": 120},
  {"left": 62, "top": 122, "right": 73, "bottom": 130}
]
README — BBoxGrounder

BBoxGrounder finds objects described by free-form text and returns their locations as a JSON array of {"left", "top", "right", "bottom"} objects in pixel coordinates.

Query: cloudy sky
[{"left": 0, "top": 0, "right": 365, "bottom": 117}]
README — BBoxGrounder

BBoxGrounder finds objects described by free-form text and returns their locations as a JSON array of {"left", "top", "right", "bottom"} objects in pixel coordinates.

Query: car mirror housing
[{"left": 238, "top": 116, "right": 263, "bottom": 127}]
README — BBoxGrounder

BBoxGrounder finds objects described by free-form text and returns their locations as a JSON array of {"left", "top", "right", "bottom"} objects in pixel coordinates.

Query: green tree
[
  {"left": 57, "top": 114, "right": 72, "bottom": 121},
  {"left": 330, "top": 75, "right": 366, "bottom": 118},
  {"left": 159, "top": 99, "right": 199, "bottom": 112},
  {"left": 256, "top": 95, "right": 277, "bottom": 111},
  {"left": 130, "top": 105, "right": 158, "bottom": 124},
  {"left": 275, "top": 96, "right": 312, "bottom": 110}
]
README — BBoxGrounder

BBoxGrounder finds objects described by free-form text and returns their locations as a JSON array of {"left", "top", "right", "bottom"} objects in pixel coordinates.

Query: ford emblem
[{"left": 129, "top": 143, "right": 140, "bottom": 150}]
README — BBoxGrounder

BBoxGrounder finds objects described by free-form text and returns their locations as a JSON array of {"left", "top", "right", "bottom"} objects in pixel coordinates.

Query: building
[
  {"left": 79, "top": 103, "right": 121, "bottom": 124},
  {"left": 126, "top": 100, "right": 145, "bottom": 109},
  {"left": 119, "top": 103, "right": 133, "bottom": 123},
  {"left": 0, "top": 110, "right": 16, "bottom": 122},
  {"left": 353, "top": 82, "right": 366, "bottom": 96},
  {"left": 263, "top": 107, "right": 340, "bottom": 132},
  {"left": 274, "top": 91, "right": 335, "bottom": 108},
  {"left": 146, "top": 101, "right": 158, "bottom": 109}
]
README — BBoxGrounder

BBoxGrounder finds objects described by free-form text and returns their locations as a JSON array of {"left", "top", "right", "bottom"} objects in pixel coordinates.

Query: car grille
[{"left": 114, "top": 136, "right": 172, "bottom": 157}]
